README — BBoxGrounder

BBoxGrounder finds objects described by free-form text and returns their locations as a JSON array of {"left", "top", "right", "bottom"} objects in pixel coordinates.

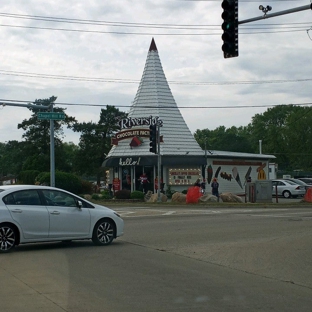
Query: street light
[{"left": 259, "top": 5, "right": 272, "bottom": 15}]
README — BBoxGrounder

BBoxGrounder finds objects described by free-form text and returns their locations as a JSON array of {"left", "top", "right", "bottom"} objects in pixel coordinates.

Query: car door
[
  {"left": 4, "top": 190, "right": 49, "bottom": 239},
  {"left": 272, "top": 181, "right": 278, "bottom": 196},
  {"left": 277, "top": 181, "right": 286, "bottom": 196},
  {"left": 42, "top": 190, "right": 91, "bottom": 238}
]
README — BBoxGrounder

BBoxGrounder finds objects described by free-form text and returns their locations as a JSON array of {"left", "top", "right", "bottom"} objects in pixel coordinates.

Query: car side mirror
[{"left": 77, "top": 200, "right": 83, "bottom": 209}]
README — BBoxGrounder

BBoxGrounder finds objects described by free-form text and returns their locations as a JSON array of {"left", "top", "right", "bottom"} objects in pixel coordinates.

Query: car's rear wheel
[
  {"left": 283, "top": 191, "right": 291, "bottom": 198},
  {"left": 92, "top": 219, "right": 115, "bottom": 246},
  {"left": 0, "top": 224, "right": 16, "bottom": 253}
]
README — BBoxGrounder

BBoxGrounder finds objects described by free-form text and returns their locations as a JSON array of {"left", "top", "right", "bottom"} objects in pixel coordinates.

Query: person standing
[
  {"left": 155, "top": 176, "right": 163, "bottom": 192},
  {"left": 138, "top": 173, "right": 149, "bottom": 193},
  {"left": 194, "top": 178, "right": 201, "bottom": 187},
  {"left": 200, "top": 179, "right": 206, "bottom": 194},
  {"left": 211, "top": 178, "right": 219, "bottom": 199}
]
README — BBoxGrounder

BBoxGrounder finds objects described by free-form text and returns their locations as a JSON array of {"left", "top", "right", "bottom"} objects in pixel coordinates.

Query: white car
[
  {"left": 271, "top": 179, "right": 306, "bottom": 198},
  {"left": 0, "top": 185, "right": 124, "bottom": 253}
]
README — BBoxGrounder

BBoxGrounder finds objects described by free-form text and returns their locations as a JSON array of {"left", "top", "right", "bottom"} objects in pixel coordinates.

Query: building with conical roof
[{"left": 103, "top": 38, "right": 206, "bottom": 193}]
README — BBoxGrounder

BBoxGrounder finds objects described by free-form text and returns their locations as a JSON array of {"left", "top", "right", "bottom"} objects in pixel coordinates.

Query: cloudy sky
[{"left": 0, "top": 0, "right": 311, "bottom": 144}]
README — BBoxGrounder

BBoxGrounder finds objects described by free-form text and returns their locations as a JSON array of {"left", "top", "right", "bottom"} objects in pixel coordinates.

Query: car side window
[
  {"left": 3, "top": 190, "right": 41, "bottom": 205},
  {"left": 42, "top": 190, "right": 77, "bottom": 207},
  {"left": 41, "top": 189, "right": 94, "bottom": 208}
]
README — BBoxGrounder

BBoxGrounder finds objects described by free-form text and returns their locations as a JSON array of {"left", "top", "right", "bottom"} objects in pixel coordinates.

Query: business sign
[
  {"left": 169, "top": 169, "right": 201, "bottom": 185},
  {"left": 119, "top": 116, "right": 163, "bottom": 129},
  {"left": 111, "top": 116, "right": 164, "bottom": 146},
  {"left": 112, "top": 178, "right": 120, "bottom": 191},
  {"left": 119, "top": 157, "right": 141, "bottom": 166}
]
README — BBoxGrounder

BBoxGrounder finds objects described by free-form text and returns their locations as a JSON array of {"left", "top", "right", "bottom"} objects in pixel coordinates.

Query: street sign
[{"left": 37, "top": 112, "right": 65, "bottom": 120}]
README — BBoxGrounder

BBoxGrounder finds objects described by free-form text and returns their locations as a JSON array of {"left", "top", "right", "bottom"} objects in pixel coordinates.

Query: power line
[
  {"left": 0, "top": 12, "right": 309, "bottom": 28},
  {"left": 0, "top": 12, "right": 310, "bottom": 35},
  {"left": 1, "top": 98, "right": 312, "bottom": 109},
  {"left": 0, "top": 69, "right": 312, "bottom": 86},
  {"left": 0, "top": 22, "right": 309, "bottom": 35}
]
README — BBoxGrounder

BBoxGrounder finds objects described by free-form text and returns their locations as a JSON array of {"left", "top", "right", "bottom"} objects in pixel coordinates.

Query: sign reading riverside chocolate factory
[
  {"left": 111, "top": 116, "right": 163, "bottom": 145},
  {"left": 169, "top": 169, "right": 201, "bottom": 185},
  {"left": 119, "top": 116, "right": 163, "bottom": 129}
]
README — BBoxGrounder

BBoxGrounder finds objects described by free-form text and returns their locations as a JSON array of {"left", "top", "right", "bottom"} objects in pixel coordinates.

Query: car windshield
[
  {"left": 290, "top": 179, "right": 306, "bottom": 185},
  {"left": 300, "top": 179, "right": 312, "bottom": 184},
  {"left": 284, "top": 180, "right": 297, "bottom": 185}
]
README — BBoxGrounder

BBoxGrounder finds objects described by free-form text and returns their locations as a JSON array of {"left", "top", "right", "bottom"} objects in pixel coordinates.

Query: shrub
[
  {"left": 80, "top": 180, "right": 93, "bottom": 194},
  {"left": 92, "top": 194, "right": 101, "bottom": 200},
  {"left": 36, "top": 171, "right": 83, "bottom": 194},
  {"left": 101, "top": 189, "right": 113, "bottom": 199},
  {"left": 165, "top": 185, "right": 176, "bottom": 199},
  {"left": 18, "top": 170, "right": 41, "bottom": 184},
  {"left": 114, "top": 189, "right": 131, "bottom": 199},
  {"left": 130, "top": 190, "right": 144, "bottom": 200}
]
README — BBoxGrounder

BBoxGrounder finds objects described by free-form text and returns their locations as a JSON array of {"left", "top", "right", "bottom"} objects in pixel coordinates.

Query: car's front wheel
[
  {"left": 92, "top": 219, "right": 115, "bottom": 246},
  {"left": 283, "top": 191, "right": 291, "bottom": 198},
  {"left": 0, "top": 224, "right": 16, "bottom": 253}
]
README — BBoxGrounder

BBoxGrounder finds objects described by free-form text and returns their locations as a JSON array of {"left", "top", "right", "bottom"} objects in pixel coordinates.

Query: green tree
[
  {"left": 0, "top": 141, "right": 28, "bottom": 177},
  {"left": 194, "top": 126, "right": 252, "bottom": 153},
  {"left": 17, "top": 96, "right": 77, "bottom": 172},
  {"left": 73, "top": 105, "right": 127, "bottom": 183},
  {"left": 246, "top": 105, "right": 302, "bottom": 170},
  {"left": 283, "top": 107, "right": 312, "bottom": 170}
]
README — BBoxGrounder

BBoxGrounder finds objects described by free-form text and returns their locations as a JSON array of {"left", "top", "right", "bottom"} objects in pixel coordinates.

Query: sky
[{"left": 0, "top": 0, "right": 311, "bottom": 145}]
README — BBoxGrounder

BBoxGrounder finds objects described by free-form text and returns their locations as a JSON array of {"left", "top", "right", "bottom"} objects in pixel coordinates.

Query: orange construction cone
[{"left": 304, "top": 187, "right": 312, "bottom": 202}]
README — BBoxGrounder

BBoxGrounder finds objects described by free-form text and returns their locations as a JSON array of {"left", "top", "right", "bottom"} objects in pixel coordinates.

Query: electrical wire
[
  {"left": 2, "top": 23, "right": 307, "bottom": 35},
  {"left": 0, "top": 12, "right": 309, "bottom": 29},
  {"left": 1, "top": 69, "right": 312, "bottom": 85},
  {"left": 0, "top": 12, "right": 310, "bottom": 35},
  {"left": 1, "top": 98, "right": 312, "bottom": 109}
]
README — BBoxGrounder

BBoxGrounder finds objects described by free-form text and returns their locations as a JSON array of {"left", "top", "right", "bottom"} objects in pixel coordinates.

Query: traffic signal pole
[
  {"left": 157, "top": 123, "right": 161, "bottom": 202},
  {"left": 221, "top": 1, "right": 312, "bottom": 58},
  {"left": 149, "top": 123, "right": 162, "bottom": 201},
  {"left": 239, "top": 3, "right": 312, "bottom": 25}
]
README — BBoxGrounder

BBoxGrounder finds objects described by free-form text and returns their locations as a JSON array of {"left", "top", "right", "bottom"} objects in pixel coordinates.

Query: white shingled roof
[{"left": 107, "top": 38, "right": 204, "bottom": 158}]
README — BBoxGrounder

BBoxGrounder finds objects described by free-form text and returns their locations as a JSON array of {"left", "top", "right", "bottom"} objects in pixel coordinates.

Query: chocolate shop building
[{"left": 102, "top": 39, "right": 275, "bottom": 195}]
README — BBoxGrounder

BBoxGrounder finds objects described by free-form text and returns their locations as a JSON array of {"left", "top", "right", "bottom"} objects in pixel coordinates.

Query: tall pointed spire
[
  {"left": 149, "top": 38, "right": 157, "bottom": 51},
  {"left": 107, "top": 38, "right": 203, "bottom": 158}
]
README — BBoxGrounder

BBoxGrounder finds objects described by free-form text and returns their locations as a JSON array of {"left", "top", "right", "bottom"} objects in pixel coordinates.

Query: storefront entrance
[{"left": 135, "top": 166, "right": 154, "bottom": 193}]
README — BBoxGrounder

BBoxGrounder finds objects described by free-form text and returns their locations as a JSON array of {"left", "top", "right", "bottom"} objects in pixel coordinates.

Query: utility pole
[{"left": 50, "top": 104, "right": 55, "bottom": 187}]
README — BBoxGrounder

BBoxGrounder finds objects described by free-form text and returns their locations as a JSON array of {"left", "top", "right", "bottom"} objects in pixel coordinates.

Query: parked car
[
  {"left": 283, "top": 178, "right": 311, "bottom": 191},
  {"left": 271, "top": 179, "right": 306, "bottom": 198},
  {"left": 0, "top": 185, "right": 124, "bottom": 253},
  {"left": 297, "top": 178, "right": 312, "bottom": 185}
]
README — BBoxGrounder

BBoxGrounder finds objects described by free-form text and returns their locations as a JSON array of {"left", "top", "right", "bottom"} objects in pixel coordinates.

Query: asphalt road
[{"left": 1, "top": 205, "right": 312, "bottom": 311}]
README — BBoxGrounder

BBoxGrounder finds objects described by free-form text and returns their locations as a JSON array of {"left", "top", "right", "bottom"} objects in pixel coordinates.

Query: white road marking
[{"left": 163, "top": 211, "right": 176, "bottom": 215}]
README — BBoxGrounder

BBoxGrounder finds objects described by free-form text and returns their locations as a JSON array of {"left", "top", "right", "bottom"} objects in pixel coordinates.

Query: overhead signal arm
[{"left": 221, "top": 2, "right": 312, "bottom": 59}]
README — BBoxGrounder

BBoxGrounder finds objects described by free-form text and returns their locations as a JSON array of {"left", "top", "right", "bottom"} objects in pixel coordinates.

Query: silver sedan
[
  {"left": 0, "top": 185, "right": 124, "bottom": 253},
  {"left": 272, "top": 179, "right": 306, "bottom": 198}
]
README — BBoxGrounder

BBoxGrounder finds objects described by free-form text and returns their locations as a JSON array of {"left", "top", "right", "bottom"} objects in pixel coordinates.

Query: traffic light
[
  {"left": 149, "top": 124, "right": 157, "bottom": 154},
  {"left": 221, "top": 0, "right": 238, "bottom": 58}
]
